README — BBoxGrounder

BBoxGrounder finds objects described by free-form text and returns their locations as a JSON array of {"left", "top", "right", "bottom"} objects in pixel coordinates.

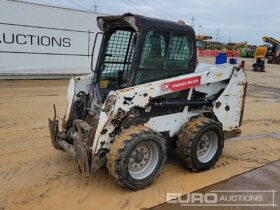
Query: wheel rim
[
  {"left": 128, "top": 141, "right": 159, "bottom": 180},
  {"left": 196, "top": 131, "right": 218, "bottom": 163}
]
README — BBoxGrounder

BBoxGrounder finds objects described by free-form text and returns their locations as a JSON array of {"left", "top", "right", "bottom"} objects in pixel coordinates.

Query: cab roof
[{"left": 97, "top": 13, "right": 194, "bottom": 33}]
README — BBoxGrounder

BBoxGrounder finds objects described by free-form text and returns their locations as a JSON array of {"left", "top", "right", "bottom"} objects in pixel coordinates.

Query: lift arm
[{"left": 262, "top": 36, "right": 280, "bottom": 46}]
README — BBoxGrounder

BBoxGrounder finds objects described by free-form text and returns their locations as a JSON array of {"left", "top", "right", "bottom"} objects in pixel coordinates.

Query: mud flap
[{"left": 48, "top": 118, "right": 63, "bottom": 150}]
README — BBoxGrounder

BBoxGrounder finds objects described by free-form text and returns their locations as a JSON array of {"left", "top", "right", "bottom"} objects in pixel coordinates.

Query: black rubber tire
[
  {"left": 107, "top": 126, "right": 167, "bottom": 190},
  {"left": 176, "top": 117, "right": 224, "bottom": 172}
]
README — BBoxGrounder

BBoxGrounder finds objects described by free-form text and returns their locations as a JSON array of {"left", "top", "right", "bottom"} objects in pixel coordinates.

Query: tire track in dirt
[
  {"left": 0, "top": 147, "right": 79, "bottom": 208},
  {"left": 0, "top": 80, "right": 71, "bottom": 208},
  {"left": 0, "top": 132, "right": 50, "bottom": 157}
]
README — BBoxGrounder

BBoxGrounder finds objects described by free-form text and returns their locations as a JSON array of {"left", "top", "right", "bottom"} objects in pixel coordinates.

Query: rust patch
[
  {"left": 73, "top": 135, "right": 90, "bottom": 176},
  {"left": 48, "top": 118, "right": 62, "bottom": 150},
  {"left": 224, "top": 129, "right": 241, "bottom": 139},
  {"left": 103, "top": 94, "right": 116, "bottom": 112},
  {"left": 100, "top": 141, "right": 106, "bottom": 147},
  {"left": 215, "top": 101, "right": 222, "bottom": 108},
  {"left": 111, "top": 108, "right": 127, "bottom": 127},
  {"left": 87, "top": 126, "right": 97, "bottom": 146},
  {"left": 239, "top": 81, "right": 248, "bottom": 126},
  {"left": 101, "top": 128, "right": 108, "bottom": 135},
  {"left": 117, "top": 108, "right": 126, "bottom": 118},
  {"left": 91, "top": 148, "right": 107, "bottom": 172}
]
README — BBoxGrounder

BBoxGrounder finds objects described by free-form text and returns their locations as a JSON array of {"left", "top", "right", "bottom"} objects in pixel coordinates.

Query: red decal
[
  {"left": 161, "top": 83, "right": 169, "bottom": 90},
  {"left": 161, "top": 76, "right": 201, "bottom": 91}
]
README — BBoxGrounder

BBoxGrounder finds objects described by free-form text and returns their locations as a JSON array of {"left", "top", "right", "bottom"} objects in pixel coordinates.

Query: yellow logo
[{"left": 216, "top": 73, "right": 223, "bottom": 78}]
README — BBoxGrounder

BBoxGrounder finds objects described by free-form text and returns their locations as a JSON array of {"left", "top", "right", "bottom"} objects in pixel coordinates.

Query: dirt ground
[
  {"left": 152, "top": 160, "right": 280, "bottom": 210},
  {"left": 0, "top": 57, "right": 279, "bottom": 210}
]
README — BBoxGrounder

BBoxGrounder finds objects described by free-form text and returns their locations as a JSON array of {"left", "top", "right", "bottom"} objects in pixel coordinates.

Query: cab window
[{"left": 135, "top": 30, "right": 193, "bottom": 85}]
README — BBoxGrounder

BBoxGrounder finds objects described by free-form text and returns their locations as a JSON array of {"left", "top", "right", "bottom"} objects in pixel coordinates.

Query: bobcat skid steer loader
[{"left": 48, "top": 13, "right": 247, "bottom": 190}]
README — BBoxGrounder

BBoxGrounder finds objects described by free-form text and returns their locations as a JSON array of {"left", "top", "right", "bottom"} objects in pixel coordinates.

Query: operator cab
[{"left": 93, "top": 13, "right": 197, "bottom": 99}]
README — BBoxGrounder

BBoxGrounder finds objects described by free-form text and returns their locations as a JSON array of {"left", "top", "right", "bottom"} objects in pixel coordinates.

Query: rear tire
[
  {"left": 177, "top": 117, "right": 224, "bottom": 171},
  {"left": 107, "top": 126, "right": 167, "bottom": 190}
]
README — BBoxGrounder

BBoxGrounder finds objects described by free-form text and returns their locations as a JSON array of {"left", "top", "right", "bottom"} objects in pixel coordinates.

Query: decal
[
  {"left": 0, "top": 33, "right": 71, "bottom": 47},
  {"left": 216, "top": 73, "right": 223, "bottom": 78},
  {"left": 161, "top": 76, "right": 201, "bottom": 91}
]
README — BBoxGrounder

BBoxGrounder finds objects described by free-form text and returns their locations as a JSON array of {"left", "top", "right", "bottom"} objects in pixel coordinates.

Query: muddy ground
[{"left": 0, "top": 57, "right": 279, "bottom": 210}]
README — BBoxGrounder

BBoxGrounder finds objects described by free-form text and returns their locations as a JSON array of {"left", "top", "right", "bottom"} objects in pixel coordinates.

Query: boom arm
[
  {"left": 233, "top": 42, "right": 247, "bottom": 50},
  {"left": 196, "top": 35, "right": 213, "bottom": 41},
  {"left": 263, "top": 36, "right": 280, "bottom": 46}
]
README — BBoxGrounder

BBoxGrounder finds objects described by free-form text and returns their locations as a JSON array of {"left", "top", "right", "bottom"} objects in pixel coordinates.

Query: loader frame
[{"left": 48, "top": 13, "right": 247, "bottom": 177}]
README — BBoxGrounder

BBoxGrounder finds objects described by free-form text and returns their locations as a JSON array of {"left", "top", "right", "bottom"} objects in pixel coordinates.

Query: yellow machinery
[
  {"left": 228, "top": 42, "right": 247, "bottom": 50},
  {"left": 263, "top": 36, "right": 280, "bottom": 45},
  {"left": 252, "top": 46, "right": 267, "bottom": 71},
  {"left": 254, "top": 47, "right": 267, "bottom": 59},
  {"left": 196, "top": 35, "right": 212, "bottom": 50},
  {"left": 262, "top": 36, "right": 280, "bottom": 64},
  {"left": 233, "top": 41, "right": 247, "bottom": 50},
  {"left": 195, "top": 35, "right": 212, "bottom": 41},
  {"left": 224, "top": 41, "right": 248, "bottom": 53}
]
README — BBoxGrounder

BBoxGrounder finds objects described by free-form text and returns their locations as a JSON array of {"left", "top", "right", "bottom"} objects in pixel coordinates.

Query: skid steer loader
[{"left": 48, "top": 13, "right": 247, "bottom": 190}]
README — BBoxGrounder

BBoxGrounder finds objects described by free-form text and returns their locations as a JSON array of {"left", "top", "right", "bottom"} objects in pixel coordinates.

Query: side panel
[
  {"left": 92, "top": 63, "right": 236, "bottom": 155},
  {"left": 213, "top": 68, "right": 247, "bottom": 131},
  {"left": 64, "top": 75, "right": 94, "bottom": 122},
  {"left": 144, "top": 108, "right": 199, "bottom": 137}
]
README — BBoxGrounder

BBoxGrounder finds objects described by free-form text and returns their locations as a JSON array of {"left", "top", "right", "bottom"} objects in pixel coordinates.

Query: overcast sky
[{"left": 24, "top": 0, "right": 280, "bottom": 45}]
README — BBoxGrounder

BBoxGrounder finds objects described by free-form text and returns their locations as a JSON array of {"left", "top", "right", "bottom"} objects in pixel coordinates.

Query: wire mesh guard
[{"left": 100, "top": 30, "right": 135, "bottom": 83}]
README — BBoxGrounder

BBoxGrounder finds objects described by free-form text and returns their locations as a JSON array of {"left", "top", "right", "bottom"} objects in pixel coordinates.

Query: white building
[{"left": 0, "top": 0, "right": 104, "bottom": 79}]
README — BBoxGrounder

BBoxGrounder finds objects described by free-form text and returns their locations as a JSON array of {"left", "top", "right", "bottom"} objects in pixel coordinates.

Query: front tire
[
  {"left": 107, "top": 126, "right": 167, "bottom": 190},
  {"left": 177, "top": 117, "right": 224, "bottom": 171}
]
